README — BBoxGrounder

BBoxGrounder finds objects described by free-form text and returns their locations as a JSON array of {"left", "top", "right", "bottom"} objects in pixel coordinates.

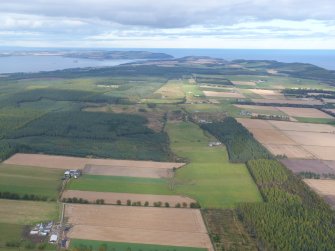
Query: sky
[{"left": 0, "top": 0, "right": 335, "bottom": 49}]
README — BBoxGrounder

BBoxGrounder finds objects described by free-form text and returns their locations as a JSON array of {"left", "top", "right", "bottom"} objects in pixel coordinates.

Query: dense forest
[{"left": 3, "top": 111, "right": 171, "bottom": 161}]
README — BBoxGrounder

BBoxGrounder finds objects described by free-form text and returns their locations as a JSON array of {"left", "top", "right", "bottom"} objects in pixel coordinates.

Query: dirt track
[
  {"left": 62, "top": 190, "right": 196, "bottom": 206},
  {"left": 4, "top": 153, "right": 185, "bottom": 170},
  {"left": 65, "top": 204, "right": 213, "bottom": 250}
]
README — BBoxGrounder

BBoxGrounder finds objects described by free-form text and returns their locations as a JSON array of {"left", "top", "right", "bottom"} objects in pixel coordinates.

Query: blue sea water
[
  {"left": 149, "top": 49, "right": 335, "bottom": 70},
  {"left": 0, "top": 48, "right": 334, "bottom": 73}
]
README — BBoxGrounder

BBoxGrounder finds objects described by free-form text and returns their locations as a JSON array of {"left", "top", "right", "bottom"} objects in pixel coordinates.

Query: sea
[{"left": 0, "top": 48, "right": 335, "bottom": 74}]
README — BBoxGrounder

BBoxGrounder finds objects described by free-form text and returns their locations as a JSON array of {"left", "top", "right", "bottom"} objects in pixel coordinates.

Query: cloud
[
  {"left": 1, "top": 0, "right": 335, "bottom": 28},
  {"left": 0, "top": 0, "right": 334, "bottom": 48}
]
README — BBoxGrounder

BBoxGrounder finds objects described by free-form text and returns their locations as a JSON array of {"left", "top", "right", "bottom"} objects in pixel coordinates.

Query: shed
[{"left": 49, "top": 234, "right": 58, "bottom": 243}]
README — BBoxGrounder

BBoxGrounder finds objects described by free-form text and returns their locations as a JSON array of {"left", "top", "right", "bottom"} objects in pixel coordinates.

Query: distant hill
[{"left": 63, "top": 51, "right": 174, "bottom": 60}]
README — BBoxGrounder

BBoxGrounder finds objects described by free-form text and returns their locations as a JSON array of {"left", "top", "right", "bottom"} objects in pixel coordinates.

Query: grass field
[
  {"left": 0, "top": 164, "right": 63, "bottom": 199},
  {"left": 0, "top": 199, "right": 59, "bottom": 225},
  {"left": 67, "top": 175, "right": 175, "bottom": 195},
  {"left": 0, "top": 199, "right": 58, "bottom": 250},
  {"left": 70, "top": 239, "right": 207, "bottom": 251},
  {"left": 294, "top": 117, "right": 335, "bottom": 125},
  {"left": 167, "top": 121, "right": 262, "bottom": 208}
]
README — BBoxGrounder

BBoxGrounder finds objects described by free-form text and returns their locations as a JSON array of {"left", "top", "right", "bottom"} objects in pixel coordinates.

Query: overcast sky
[{"left": 1, "top": 0, "right": 335, "bottom": 49}]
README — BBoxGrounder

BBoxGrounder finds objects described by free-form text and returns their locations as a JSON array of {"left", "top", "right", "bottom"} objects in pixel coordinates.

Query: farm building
[
  {"left": 30, "top": 222, "right": 53, "bottom": 236},
  {"left": 64, "top": 169, "right": 81, "bottom": 179},
  {"left": 209, "top": 142, "right": 222, "bottom": 147}
]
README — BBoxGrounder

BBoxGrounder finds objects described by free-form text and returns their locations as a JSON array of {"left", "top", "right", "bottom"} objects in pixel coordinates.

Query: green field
[
  {"left": 294, "top": 117, "right": 335, "bottom": 124},
  {"left": 0, "top": 199, "right": 58, "bottom": 250},
  {"left": 70, "top": 239, "right": 206, "bottom": 251},
  {"left": 0, "top": 164, "right": 63, "bottom": 200},
  {"left": 167, "top": 121, "right": 262, "bottom": 208},
  {"left": 67, "top": 175, "right": 174, "bottom": 195}
]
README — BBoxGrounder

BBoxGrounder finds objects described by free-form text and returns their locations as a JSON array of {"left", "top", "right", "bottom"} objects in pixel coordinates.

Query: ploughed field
[
  {"left": 65, "top": 204, "right": 213, "bottom": 250},
  {"left": 5, "top": 153, "right": 184, "bottom": 171},
  {"left": 237, "top": 118, "right": 335, "bottom": 160},
  {"left": 62, "top": 190, "right": 196, "bottom": 207}
]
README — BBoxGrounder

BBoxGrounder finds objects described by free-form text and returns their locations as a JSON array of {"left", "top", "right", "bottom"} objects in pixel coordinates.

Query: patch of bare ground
[
  {"left": 276, "top": 107, "right": 333, "bottom": 119},
  {"left": 4, "top": 153, "right": 185, "bottom": 170},
  {"left": 62, "top": 190, "right": 195, "bottom": 206},
  {"left": 237, "top": 118, "right": 335, "bottom": 160},
  {"left": 280, "top": 159, "right": 335, "bottom": 174},
  {"left": 235, "top": 104, "right": 279, "bottom": 111},
  {"left": 301, "top": 146, "right": 335, "bottom": 161},
  {"left": 249, "top": 89, "right": 285, "bottom": 99},
  {"left": 65, "top": 204, "right": 213, "bottom": 250},
  {"left": 283, "top": 131, "right": 335, "bottom": 147},
  {"left": 264, "top": 145, "right": 315, "bottom": 159},
  {"left": 269, "top": 121, "right": 335, "bottom": 133},
  {"left": 248, "top": 129, "right": 296, "bottom": 145},
  {"left": 304, "top": 179, "right": 335, "bottom": 209},
  {"left": 251, "top": 98, "right": 323, "bottom": 105},
  {"left": 236, "top": 118, "right": 275, "bottom": 130},
  {"left": 203, "top": 91, "right": 245, "bottom": 98}
]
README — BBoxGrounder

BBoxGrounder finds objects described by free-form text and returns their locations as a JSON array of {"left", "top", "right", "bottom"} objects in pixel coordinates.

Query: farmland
[
  {"left": 67, "top": 175, "right": 175, "bottom": 195},
  {"left": 167, "top": 121, "right": 262, "bottom": 208},
  {"left": 0, "top": 199, "right": 58, "bottom": 250},
  {"left": 65, "top": 204, "right": 213, "bottom": 250},
  {"left": 5, "top": 153, "right": 184, "bottom": 170},
  {"left": 62, "top": 190, "right": 196, "bottom": 206},
  {"left": 0, "top": 164, "right": 62, "bottom": 200},
  {"left": 70, "top": 239, "right": 206, "bottom": 251},
  {"left": 1, "top": 54, "right": 335, "bottom": 250},
  {"left": 237, "top": 118, "right": 335, "bottom": 160}
]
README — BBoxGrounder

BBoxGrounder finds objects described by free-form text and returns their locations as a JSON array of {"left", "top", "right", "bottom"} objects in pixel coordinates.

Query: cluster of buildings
[
  {"left": 29, "top": 222, "right": 53, "bottom": 237},
  {"left": 64, "top": 169, "right": 81, "bottom": 179}
]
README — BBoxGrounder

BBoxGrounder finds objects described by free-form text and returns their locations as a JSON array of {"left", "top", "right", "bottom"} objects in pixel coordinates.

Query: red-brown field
[
  {"left": 62, "top": 190, "right": 196, "bottom": 206},
  {"left": 281, "top": 159, "right": 335, "bottom": 174},
  {"left": 65, "top": 204, "right": 213, "bottom": 250},
  {"left": 4, "top": 153, "right": 185, "bottom": 170}
]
